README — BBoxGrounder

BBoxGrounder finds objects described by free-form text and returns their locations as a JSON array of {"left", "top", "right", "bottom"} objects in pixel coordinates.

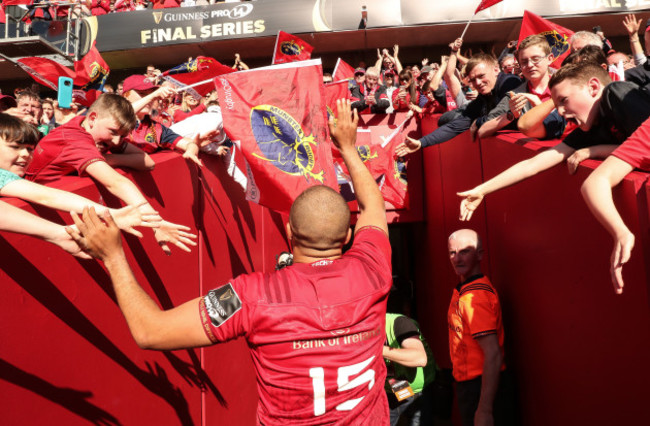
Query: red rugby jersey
[{"left": 199, "top": 227, "right": 392, "bottom": 425}]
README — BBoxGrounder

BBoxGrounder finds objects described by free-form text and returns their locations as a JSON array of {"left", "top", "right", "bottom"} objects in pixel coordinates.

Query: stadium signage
[{"left": 89, "top": 0, "right": 650, "bottom": 51}]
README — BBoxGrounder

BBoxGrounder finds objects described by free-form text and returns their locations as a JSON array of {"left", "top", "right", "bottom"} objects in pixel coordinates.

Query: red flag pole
[{"left": 173, "top": 77, "right": 217, "bottom": 92}]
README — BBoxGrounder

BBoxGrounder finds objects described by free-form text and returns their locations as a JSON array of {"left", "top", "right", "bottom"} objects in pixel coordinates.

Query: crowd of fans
[
  {"left": 0, "top": 0, "right": 246, "bottom": 21},
  {"left": 2, "top": 13, "right": 650, "bottom": 291}
]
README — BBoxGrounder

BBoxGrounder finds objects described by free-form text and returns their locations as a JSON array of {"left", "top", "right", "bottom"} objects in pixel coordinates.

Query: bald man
[
  {"left": 447, "top": 230, "right": 511, "bottom": 426},
  {"left": 67, "top": 99, "right": 392, "bottom": 425}
]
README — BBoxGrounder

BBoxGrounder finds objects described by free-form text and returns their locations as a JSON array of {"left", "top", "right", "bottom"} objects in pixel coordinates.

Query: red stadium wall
[
  {"left": 1, "top": 113, "right": 649, "bottom": 425},
  {"left": 415, "top": 118, "right": 650, "bottom": 425}
]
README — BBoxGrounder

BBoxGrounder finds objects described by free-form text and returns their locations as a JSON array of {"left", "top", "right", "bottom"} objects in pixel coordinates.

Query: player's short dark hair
[
  {"left": 87, "top": 93, "right": 137, "bottom": 133},
  {"left": 465, "top": 53, "right": 498, "bottom": 75},
  {"left": 0, "top": 113, "right": 40, "bottom": 146},
  {"left": 289, "top": 185, "right": 350, "bottom": 250},
  {"left": 549, "top": 61, "right": 611, "bottom": 89}
]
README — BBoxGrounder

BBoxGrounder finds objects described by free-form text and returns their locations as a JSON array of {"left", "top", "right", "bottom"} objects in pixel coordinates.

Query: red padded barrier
[{"left": 416, "top": 119, "right": 650, "bottom": 425}]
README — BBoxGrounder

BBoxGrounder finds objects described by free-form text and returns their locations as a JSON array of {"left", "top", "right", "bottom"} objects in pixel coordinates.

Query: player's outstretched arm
[
  {"left": 581, "top": 156, "right": 635, "bottom": 294},
  {"left": 67, "top": 207, "right": 211, "bottom": 350},
  {"left": 457, "top": 142, "right": 574, "bottom": 221},
  {"left": 329, "top": 99, "right": 388, "bottom": 235}
]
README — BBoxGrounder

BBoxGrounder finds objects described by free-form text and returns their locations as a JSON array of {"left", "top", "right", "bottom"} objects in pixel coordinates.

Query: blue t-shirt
[{"left": 0, "top": 169, "right": 21, "bottom": 190}]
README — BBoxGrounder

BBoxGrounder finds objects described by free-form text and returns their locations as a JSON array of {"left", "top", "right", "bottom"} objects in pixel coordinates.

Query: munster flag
[
  {"left": 519, "top": 10, "right": 574, "bottom": 69},
  {"left": 474, "top": 0, "right": 503, "bottom": 14},
  {"left": 16, "top": 42, "right": 109, "bottom": 106},
  {"left": 162, "top": 56, "right": 233, "bottom": 97},
  {"left": 332, "top": 58, "right": 355, "bottom": 82},
  {"left": 213, "top": 59, "right": 337, "bottom": 214},
  {"left": 74, "top": 43, "right": 109, "bottom": 91},
  {"left": 272, "top": 31, "right": 314, "bottom": 65}
]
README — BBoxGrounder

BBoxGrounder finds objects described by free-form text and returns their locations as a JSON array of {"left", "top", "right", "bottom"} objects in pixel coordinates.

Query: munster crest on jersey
[{"left": 250, "top": 105, "right": 324, "bottom": 182}]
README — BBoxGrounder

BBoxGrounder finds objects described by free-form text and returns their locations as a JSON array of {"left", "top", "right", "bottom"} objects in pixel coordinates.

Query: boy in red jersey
[
  {"left": 68, "top": 99, "right": 393, "bottom": 425},
  {"left": 26, "top": 94, "right": 196, "bottom": 254}
]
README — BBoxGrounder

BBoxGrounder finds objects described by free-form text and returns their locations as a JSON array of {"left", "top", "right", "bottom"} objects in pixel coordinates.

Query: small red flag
[
  {"left": 213, "top": 59, "right": 337, "bottom": 214},
  {"left": 518, "top": 10, "right": 574, "bottom": 69},
  {"left": 323, "top": 80, "right": 350, "bottom": 120},
  {"left": 332, "top": 58, "right": 355, "bottom": 82},
  {"left": 380, "top": 131, "right": 409, "bottom": 209},
  {"left": 162, "top": 56, "right": 234, "bottom": 97},
  {"left": 474, "top": 0, "right": 504, "bottom": 14},
  {"left": 272, "top": 31, "right": 314, "bottom": 65}
]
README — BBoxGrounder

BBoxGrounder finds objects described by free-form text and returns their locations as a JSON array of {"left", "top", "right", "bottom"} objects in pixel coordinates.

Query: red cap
[
  {"left": 354, "top": 67, "right": 366, "bottom": 75},
  {"left": 122, "top": 75, "right": 158, "bottom": 93},
  {"left": 0, "top": 94, "right": 17, "bottom": 110}
]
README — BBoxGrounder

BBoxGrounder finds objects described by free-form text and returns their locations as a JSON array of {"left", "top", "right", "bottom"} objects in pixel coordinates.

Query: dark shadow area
[
  {"left": 0, "top": 358, "right": 121, "bottom": 426},
  {"left": 0, "top": 238, "right": 195, "bottom": 425},
  {"left": 125, "top": 170, "right": 166, "bottom": 208},
  {"left": 200, "top": 157, "right": 257, "bottom": 271}
]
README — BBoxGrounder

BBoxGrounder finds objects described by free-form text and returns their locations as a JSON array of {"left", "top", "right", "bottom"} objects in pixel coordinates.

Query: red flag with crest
[
  {"left": 74, "top": 43, "right": 110, "bottom": 89},
  {"left": 162, "top": 56, "right": 234, "bottom": 97},
  {"left": 16, "top": 42, "right": 110, "bottom": 106},
  {"left": 474, "top": 0, "right": 504, "bottom": 14},
  {"left": 213, "top": 59, "right": 337, "bottom": 214},
  {"left": 519, "top": 10, "right": 574, "bottom": 69},
  {"left": 272, "top": 31, "right": 314, "bottom": 65}
]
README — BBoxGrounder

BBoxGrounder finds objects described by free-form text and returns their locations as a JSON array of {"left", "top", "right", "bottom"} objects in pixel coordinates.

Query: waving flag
[
  {"left": 16, "top": 42, "right": 109, "bottom": 106},
  {"left": 272, "top": 31, "right": 314, "bottom": 65},
  {"left": 74, "top": 43, "right": 109, "bottom": 90},
  {"left": 15, "top": 57, "right": 73, "bottom": 90},
  {"left": 162, "top": 56, "right": 233, "bottom": 97},
  {"left": 381, "top": 134, "right": 409, "bottom": 209},
  {"left": 474, "top": 0, "right": 504, "bottom": 14},
  {"left": 519, "top": 10, "right": 574, "bottom": 69},
  {"left": 213, "top": 59, "right": 337, "bottom": 214},
  {"left": 332, "top": 58, "right": 355, "bottom": 82}
]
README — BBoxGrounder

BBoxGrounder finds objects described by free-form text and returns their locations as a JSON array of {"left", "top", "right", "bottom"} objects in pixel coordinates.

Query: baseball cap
[
  {"left": 421, "top": 66, "right": 433, "bottom": 74},
  {"left": 122, "top": 75, "right": 158, "bottom": 93},
  {"left": 646, "top": 18, "right": 650, "bottom": 32},
  {"left": 384, "top": 69, "right": 395, "bottom": 76},
  {"left": 0, "top": 94, "right": 17, "bottom": 110},
  {"left": 354, "top": 67, "right": 365, "bottom": 75}
]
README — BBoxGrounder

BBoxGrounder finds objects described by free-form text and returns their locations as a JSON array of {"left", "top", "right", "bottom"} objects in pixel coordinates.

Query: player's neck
[{"left": 292, "top": 246, "right": 343, "bottom": 264}]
